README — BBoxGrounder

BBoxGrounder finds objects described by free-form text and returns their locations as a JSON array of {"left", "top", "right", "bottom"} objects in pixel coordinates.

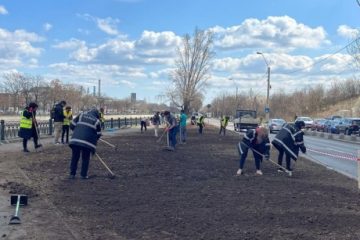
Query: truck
[{"left": 233, "top": 109, "right": 260, "bottom": 131}]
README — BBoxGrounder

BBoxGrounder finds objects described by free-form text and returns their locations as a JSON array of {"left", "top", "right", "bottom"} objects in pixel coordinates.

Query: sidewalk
[{"left": 0, "top": 126, "right": 141, "bottom": 153}]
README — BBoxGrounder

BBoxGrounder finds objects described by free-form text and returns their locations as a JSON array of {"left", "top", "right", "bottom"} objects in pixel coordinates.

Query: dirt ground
[{"left": 1, "top": 125, "right": 360, "bottom": 240}]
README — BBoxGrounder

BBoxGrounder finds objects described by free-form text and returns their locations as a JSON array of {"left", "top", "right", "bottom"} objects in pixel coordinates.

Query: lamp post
[{"left": 257, "top": 52, "right": 271, "bottom": 125}]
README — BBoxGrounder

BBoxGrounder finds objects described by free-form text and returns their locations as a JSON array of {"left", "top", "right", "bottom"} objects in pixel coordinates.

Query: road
[
  {"left": 207, "top": 118, "right": 359, "bottom": 180},
  {"left": 301, "top": 135, "right": 358, "bottom": 179}
]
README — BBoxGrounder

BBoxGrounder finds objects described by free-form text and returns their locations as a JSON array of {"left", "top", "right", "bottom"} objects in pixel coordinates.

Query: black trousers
[
  {"left": 22, "top": 128, "right": 39, "bottom": 150},
  {"left": 70, "top": 146, "right": 91, "bottom": 177},
  {"left": 277, "top": 148, "right": 292, "bottom": 170},
  {"left": 198, "top": 124, "right": 204, "bottom": 134},
  {"left": 219, "top": 126, "right": 226, "bottom": 135},
  {"left": 141, "top": 121, "right": 147, "bottom": 132},
  {"left": 62, "top": 125, "right": 70, "bottom": 143}
]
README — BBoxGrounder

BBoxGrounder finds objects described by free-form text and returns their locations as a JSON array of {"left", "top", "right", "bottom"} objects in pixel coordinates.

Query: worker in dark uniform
[
  {"left": 69, "top": 108, "right": 102, "bottom": 179},
  {"left": 272, "top": 120, "right": 306, "bottom": 176}
]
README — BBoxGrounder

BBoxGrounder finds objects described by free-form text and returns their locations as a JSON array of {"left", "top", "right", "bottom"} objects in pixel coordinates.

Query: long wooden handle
[{"left": 95, "top": 153, "right": 115, "bottom": 176}]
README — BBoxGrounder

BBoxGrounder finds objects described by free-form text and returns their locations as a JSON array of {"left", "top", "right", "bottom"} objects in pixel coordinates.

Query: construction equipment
[
  {"left": 95, "top": 153, "right": 116, "bottom": 179},
  {"left": 9, "top": 194, "right": 28, "bottom": 225},
  {"left": 233, "top": 109, "right": 260, "bottom": 132}
]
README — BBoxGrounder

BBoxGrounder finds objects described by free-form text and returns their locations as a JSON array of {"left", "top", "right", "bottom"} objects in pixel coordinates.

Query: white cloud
[
  {"left": 61, "top": 30, "right": 179, "bottom": 66},
  {"left": 43, "top": 23, "right": 53, "bottom": 31},
  {"left": 337, "top": 25, "right": 359, "bottom": 39},
  {"left": 211, "top": 15, "right": 329, "bottom": 51},
  {"left": 0, "top": 5, "right": 8, "bottom": 15},
  {"left": 0, "top": 28, "right": 43, "bottom": 68},
  {"left": 135, "top": 31, "right": 181, "bottom": 61},
  {"left": 78, "top": 13, "right": 123, "bottom": 36},
  {"left": 120, "top": 80, "right": 136, "bottom": 88},
  {"left": 52, "top": 38, "right": 86, "bottom": 49},
  {"left": 96, "top": 17, "right": 120, "bottom": 35},
  {"left": 316, "top": 53, "right": 354, "bottom": 73}
]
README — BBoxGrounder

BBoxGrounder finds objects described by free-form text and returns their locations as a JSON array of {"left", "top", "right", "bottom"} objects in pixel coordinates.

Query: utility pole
[
  {"left": 257, "top": 52, "right": 271, "bottom": 124},
  {"left": 266, "top": 66, "right": 270, "bottom": 123}
]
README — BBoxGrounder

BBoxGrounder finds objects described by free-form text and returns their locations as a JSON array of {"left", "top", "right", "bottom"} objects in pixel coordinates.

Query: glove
[{"left": 300, "top": 146, "right": 306, "bottom": 154}]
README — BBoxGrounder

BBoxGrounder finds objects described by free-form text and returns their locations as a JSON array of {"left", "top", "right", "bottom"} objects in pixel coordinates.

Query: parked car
[
  {"left": 295, "top": 116, "right": 314, "bottom": 129},
  {"left": 324, "top": 119, "right": 342, "bottom": 134},
  {"left": 268, "top": 118, "right": 286, "bottom": 133},
  {"left": 335, "top": 118, "right": 360, "bottom": 135},
  {"left": 316, "top": 119, "right": 328, "bottom": 132},
  {"left": 311, "top": 118, "right": 326, "bottom": 131},
  {"left": 323, "top": 120, "right": 333, "bottom": 133},
  {"left": 329, "top": 115, "right": 342, "bottom": 120}
]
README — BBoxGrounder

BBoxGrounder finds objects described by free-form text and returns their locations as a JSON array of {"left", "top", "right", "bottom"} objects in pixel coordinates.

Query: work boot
[
  {"left": 81, "top": 175, "right": 89, "bottom": 179},
  {"left": 35, "top": 144, "right": 42, "bottom": 149},
  {"left": 236, "top": 169, "right": 242, "bottom": 175},
  {"left": 23, "top": 149, "right": 30, "bottom": 153},
  {"left": 255, "top": 170, "right": 263, "bottom": 176},
  {"left": 68, "top": 174, "right": 75, "bottom": 179}
]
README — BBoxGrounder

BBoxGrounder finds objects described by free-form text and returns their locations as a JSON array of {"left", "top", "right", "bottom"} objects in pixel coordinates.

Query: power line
[{"left": 285, "top": 36, "right": 360, "bottom": 75}]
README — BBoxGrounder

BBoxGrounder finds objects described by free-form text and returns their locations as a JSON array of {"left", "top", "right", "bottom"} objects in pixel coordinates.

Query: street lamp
[{"left": 257, "top": 52, "right": 271, "bottom": 125}]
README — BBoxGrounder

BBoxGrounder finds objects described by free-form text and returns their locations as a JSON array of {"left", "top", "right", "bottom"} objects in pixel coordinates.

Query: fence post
[
  {"left": 110, "top": 118, "right": 114, "bottom": 129},
  {"left": 0, "top": 120, "right": 5, "bottom": 141},
  {"left": 358, "top": 150, "right": 360, "bottom": 189},
  {"left": 49, "top": 118, "right": 53, "bottom": 135},
  {"left": 118, "top": 118, "right": 121, "bottom": 129}
]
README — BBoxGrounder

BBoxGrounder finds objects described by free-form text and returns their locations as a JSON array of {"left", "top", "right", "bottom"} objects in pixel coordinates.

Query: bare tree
[
  {"left": 2, "top": 72, "right": 26, "bottom": 111},
  {"left": 169, "top": 28, "right": 214, "bottom": 114}
]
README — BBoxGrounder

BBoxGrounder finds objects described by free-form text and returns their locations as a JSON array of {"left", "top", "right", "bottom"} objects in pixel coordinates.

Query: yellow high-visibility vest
[
  {"left": 100, "top": 112, "right": 105, "bottom": 123},
  {"left": 63, "top": 110, "right": 72, "bottom": 126},
  {"left": 20, "top": 113, "right": 32, "bottom": 129}
]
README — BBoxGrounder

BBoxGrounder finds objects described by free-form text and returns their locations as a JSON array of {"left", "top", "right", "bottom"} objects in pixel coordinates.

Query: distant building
[{"left": 131, "top": 93, "right": 136, "bottom": 104}]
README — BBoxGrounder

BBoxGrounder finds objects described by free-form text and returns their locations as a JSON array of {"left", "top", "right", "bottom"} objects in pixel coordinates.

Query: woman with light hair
[{"left": 236, "top": 126, "right": 270, "bottom": 176}]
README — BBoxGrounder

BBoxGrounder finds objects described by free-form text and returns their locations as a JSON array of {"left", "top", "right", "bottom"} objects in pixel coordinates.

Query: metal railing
[{"left": 0, "top": 117, "right": 142, "bottom": 142}]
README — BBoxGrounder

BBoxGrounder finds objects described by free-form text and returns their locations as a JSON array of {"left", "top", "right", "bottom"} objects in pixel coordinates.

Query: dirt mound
[{"left": 1, "top": 126, "right": 360, "bottom": 239}]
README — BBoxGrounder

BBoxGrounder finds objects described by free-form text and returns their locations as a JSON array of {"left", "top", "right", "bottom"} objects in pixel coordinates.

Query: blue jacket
[
  {"left": 69, "top": 110, "right": 101, "bottom": 153},
  {"left": 53, "top": 103, "right": 65, "bottom": 122}
]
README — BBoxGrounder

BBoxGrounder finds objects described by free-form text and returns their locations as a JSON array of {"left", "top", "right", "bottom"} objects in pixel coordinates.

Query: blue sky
[{"left": 0, "top": 0, "right": 359, "bottom": 104}]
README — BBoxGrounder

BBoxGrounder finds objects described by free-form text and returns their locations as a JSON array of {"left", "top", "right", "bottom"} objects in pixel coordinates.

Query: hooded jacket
[
  {"left": 69, "top": 109, "right": 101, "bottom": 153},
  {"left": 271, "top": 123, "right": 306, "bottom": 160}
]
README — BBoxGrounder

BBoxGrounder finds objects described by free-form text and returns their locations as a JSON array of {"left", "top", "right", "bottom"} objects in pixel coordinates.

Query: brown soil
[{"left": 1, "top": 126, "right": 360, "bottom": 240}]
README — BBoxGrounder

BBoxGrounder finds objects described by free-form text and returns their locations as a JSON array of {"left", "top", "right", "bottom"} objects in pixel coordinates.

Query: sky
[{"left": 0, "top": 0, "right": 360, "bottom": 105}]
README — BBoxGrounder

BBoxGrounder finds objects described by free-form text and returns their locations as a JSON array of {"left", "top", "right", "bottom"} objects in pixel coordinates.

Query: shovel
[{"left": 9, "top": 194, "right": 28, "bottom": 225}]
